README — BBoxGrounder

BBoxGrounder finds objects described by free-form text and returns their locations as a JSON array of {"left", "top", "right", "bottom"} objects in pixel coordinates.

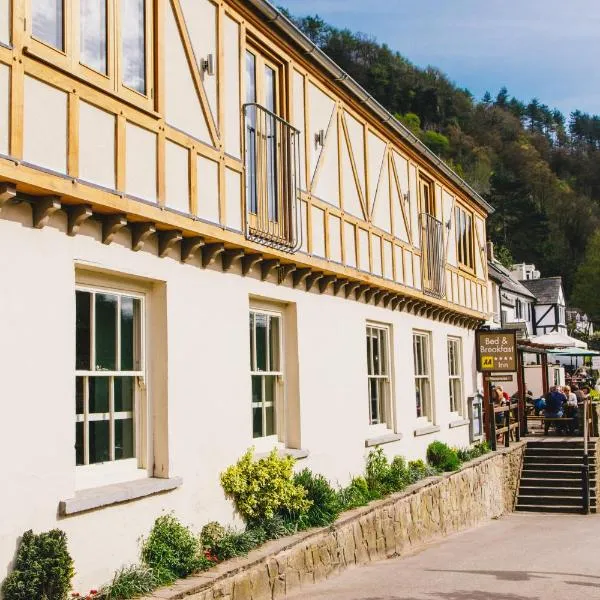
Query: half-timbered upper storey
[{"left": 0, "top": 0, "right": 492, "bottom": 324}]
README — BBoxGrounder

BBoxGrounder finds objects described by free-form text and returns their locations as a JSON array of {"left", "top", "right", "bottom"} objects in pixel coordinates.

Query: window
[
  {"left": 418, "top": 175, "right": 435, "bottom": 216},
  {"left": 32, "top": 0, "right": 64, "bottom": 50},
  {"left": 447, "top": 337, "right": 463, "bottom": 415},
  {"left": 249, "top": 310, "right": 282, "bottom": 439},
  {"left": 121, "top": 0, "right": 146, "bottom": 94},
  {"left": 366, "top": 325, "right": 391, "bottom": 426},
  {"left": 455, "top": 205, "right": 474, "bottom": 271},
  {"left": 80, "top": 0, "right": 107, "bottom": 73},
  {"left": 515, "top": 298, "right": 522, "bottom": 320},
  {"left": 75, "top": 287, "right": 144, "bottom": 467},
  {"left": 413, "top": 332, "right": 433, "bottom": 421}
]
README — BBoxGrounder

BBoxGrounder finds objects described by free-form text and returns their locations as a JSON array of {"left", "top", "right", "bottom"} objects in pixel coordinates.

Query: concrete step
[
  {"left": 522, "top": 463, "right": 595, "bottom": 473},
  {"left": 518, "top": 495, "right": 582, "bottom": 506},
  {"left": 515, "top": 504, "right": 589, "bottom": 514},
  {"left": 520, "top": 477, "right": 596, "bottom": 489},
  {"left": 526, "top": 441, "right": 596, "bottom": 449},
  {"left": 521, "top": 469, "right": 582, "bottom": 479},
  {"left": 524, "top": 454, "right": 595, "bottom": 465},
  {"left": 518, "top": 485, "right": 596, "bottom": 497}
]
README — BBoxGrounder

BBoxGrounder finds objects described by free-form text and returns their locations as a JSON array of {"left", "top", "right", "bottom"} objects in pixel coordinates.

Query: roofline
[{"left": 246, "top": 0, "right": 495, "bottom": 215}]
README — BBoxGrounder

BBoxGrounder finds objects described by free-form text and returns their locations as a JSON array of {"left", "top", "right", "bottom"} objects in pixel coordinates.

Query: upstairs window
[
  {"left": 455, "top": 204, "right": 474, "bottom": 271},
  {"left": 32, "top": 0, "right": 64, "bottom": 50}
]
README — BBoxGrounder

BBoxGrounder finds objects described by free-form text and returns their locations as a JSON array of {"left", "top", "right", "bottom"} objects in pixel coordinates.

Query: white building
[
  {"left": 0, "top": 0, "right": 492, "bottom": 591},
  {"left": 519, "top": 277, "right": 567, "bottom": 335}
]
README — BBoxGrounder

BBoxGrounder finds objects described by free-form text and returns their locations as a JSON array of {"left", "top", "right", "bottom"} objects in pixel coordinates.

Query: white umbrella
[{"left": 530, "top": 332, "right": 588, "bottom": 349}]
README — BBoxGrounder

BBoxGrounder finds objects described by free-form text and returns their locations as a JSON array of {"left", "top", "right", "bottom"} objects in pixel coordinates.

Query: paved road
[{"left": 288, "top": 513, "right": 600, "bottom": 600}]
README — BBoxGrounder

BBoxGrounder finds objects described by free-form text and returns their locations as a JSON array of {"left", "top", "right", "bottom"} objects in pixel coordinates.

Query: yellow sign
[{"left": 476, "top": 330, "right": 517, "bottom": 373}]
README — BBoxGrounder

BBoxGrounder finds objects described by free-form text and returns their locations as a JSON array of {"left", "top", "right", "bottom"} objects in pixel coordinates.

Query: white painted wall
[
  {"left": 79, "top": 101, "right": 116, "bottom": 190},
  {"left": 0, "top": 0, "right": 9, "bottom": 45},
  {"left": 0, "top": 204, "right": 477, "bottom": 592}
]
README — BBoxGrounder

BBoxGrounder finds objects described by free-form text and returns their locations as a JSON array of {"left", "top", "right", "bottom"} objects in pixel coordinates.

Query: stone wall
[{"left": 143, "top": 443, "right": 526, "bottom": 600}]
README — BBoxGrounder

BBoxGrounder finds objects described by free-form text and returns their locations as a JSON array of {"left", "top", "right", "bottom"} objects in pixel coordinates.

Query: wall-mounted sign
[
  {"left": 476, "top": 330, "right": 517, "bottom": 373},
  {"left": 488, "top": 374, "right": 514, "bottom": 382}
]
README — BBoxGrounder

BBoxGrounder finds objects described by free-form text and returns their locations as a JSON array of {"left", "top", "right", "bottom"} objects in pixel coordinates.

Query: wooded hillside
[{"left": 283, "top": 11, "right": 600, "bottom": 309}]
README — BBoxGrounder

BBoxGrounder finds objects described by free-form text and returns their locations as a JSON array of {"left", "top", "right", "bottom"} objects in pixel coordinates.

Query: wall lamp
[{"left": 201, "top": 54, "right": 215, "bottom": 76}]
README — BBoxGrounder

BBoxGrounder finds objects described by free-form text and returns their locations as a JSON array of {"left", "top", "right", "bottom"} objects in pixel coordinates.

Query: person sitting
[
  {"left": 565, "top": 385, "right": 579, "bottom": 434},
  {"left": 544, "top": 386, "right": 567, "bottom": 434},
  {"left": 534, "top": 395, "right": 546, "bottom": 416}
]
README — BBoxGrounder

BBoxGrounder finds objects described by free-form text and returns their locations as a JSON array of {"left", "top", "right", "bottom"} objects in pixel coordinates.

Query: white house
[
  {"left": 0, "top": 0, "right": 492, "bottom": 591},
  {"left": 519, "top": 277, "right": 567, "bottom": 335}
]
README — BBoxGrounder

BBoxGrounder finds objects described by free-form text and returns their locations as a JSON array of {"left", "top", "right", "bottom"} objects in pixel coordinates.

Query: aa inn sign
[{"left": 476, "top": 330, "right": 518, "bottom": 373}]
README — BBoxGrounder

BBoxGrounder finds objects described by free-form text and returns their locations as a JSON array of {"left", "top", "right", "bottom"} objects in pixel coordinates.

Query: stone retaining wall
[{"left": 144, "top": 443, "right": 526, "bottom": 600}]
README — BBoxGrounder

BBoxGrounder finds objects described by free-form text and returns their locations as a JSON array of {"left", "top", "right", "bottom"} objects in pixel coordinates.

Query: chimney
[{"left": 487, "top": 240, "right": 495, "bottom": 262}]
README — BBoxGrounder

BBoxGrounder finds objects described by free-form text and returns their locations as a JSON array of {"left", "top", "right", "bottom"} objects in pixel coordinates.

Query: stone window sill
[
  {"left": 256, "top": 448, "right": 309, "bottom": 460},
  {"left": 414, "top": 425, "right": 441, "bottom": 437},
  {"left": 365, "top": 432, "right": 403, "bottom": 447},
  {"left": 449, "top": 418, "right": 470, "bottom": 429},
  {"left": 59, "top": 477, "right": 182, "bottom": 516}
]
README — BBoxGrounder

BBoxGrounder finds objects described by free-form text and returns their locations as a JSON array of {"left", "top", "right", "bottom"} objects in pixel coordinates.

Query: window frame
[
  {"left": 413, "top": 330, "right": 434, "bottom": 423},
  {"left": 75, "top": 281, "right": 148, "bottom": 489},
  {"left": 418, "top": 174, "right": 436, "bottom": 217},
  {"left": 454, "top": 202, "right": 475, "bottom": 273},
  {"left": 366, "top": 323, "right": 393, "bottom": 429},
  {"left": 447, "top": 336, "right": 464, "bottom": 416}
]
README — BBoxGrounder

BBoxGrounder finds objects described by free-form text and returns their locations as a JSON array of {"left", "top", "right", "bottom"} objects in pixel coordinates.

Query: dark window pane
[
  {"left": 121, "top": 297, "right": 140, "bottom": 371},
  {"left": 369, "top": 378, "right": 378, "bottom": 423},
  {"left": 114, "top": 376, "right": 134, "bottom": 412},
  {"left": 76, "top": 377, "right": 84, "bottom": 414},
  {"left": 75, "top": 422, "right": 84, "bottom": 465},
  {"left": 251, "top": 375, "right": 261, "bottom": 404},
  {"left": 255, "top": 314, "right": 268, "bottom": 371},
  {"left": 80, "top": 0, "right": 107, "bottom": 73},
  {"left": 32, "top": 0, "right": 63, "bottom": 50},
  {"left": 269, "top": 317, "right": 280, "bottom": 371},
  {"left": 265, "top": 405, "right": 275, "bottom": 436},
  {"left": 252, "top": 407, "right": 262, "bottom": 438},
  {"left": 76, "top": 291, "right": 91, "bottom": 370},
  {"left": 89, "top": 420, "right": 110, "bottom": 463},
  {"left": 249, "top": 312, "right": 255, "bottom": 369},
  {"left": 89, "top": 376, "right": 109, "bottom": 413},
  {"left": 122, "top": 0, "right": 146, "bottom": 94},
  {"left": 115, "top": 418, "right": 134, "bottom": 460},
  {"left": 95, "top": 293, "right": 117, "bottom": 370},
  {"left": 264, "top": 375, "right": 275, "bottom": 405}
]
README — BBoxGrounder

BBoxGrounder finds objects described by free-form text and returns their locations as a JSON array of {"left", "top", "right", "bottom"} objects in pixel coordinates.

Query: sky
[{"left": 276, "top": 0, "right": 600, "bottom": 118}]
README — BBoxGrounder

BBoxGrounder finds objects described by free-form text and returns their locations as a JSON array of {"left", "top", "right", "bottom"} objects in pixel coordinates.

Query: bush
[
  {"left": 365, "top": 449, "right": 412, "bottom": 497},
  {"left": 456, "top": 441, "right": 491, "bottom": 463},
  {"left": 407, "top": 459, "right": 438, "bottom": 482},
  {"left": 199, "top": 522, "right": 226, "bottom": 549},
  {"left": 337, "top": 476, "right": 375, "bottom": 510},
  {"left": 2, "top": 529, "right": 74, "bottom": 600},
  {"left": 99, "top": 565, "right": 157, "bottom": 600},
  {"left": 203, "top": 527, "right": 265, "bottom": 562},
  {"left": 254, "top": 515, "right": 296, "bottom": 540},
  {"left": 426, "top": 441, "right": 461, "bottom": 472},
  {"left": 291, "top": 469, "right": 342, "bottom": 529},
  {"left": 220, "top": 449, "right": 311, "bottom": 523},
  {"left": 141, "top": 515, "right": 207, "bottom": 586}
]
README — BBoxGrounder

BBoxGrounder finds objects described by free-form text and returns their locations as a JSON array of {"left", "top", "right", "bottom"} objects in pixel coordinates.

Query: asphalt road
[{"left": 287, "top": 513, "right": 600, "bottom": 600}]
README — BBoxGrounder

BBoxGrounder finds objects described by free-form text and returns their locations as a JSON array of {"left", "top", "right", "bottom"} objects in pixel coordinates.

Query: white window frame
[
  {"left": 447, "top": 337, "right": 464, "bottom": 416},
  {"left": 75, "top": 283, "right": 147, "bottom": 490},
  {"left": 249, "top": 307, "right": 285, "bottom": 452},
  {"left": 413, "top": 330, "right": 434, "bottom": 423},
  {"left": 366, "top": 323, "right": 393, "bottom": 431}
]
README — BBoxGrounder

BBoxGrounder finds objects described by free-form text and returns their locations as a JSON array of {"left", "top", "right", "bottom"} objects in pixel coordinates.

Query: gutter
[{"left": 245, "top": 0, "right": 495, "bottom": 215}]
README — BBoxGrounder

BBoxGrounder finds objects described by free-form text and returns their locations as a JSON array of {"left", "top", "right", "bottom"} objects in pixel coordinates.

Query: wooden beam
[
  {"left": 67, "top": 205, "right": 93, "bottom": 236},
  {"left": 333, "top": 279, "right": 349, "bottom": 296},
  {"left": 181, "top": 236, "right": 205, "bottom": 263},
  {"left": 241, "top": 253, "right": 262, "bottom": 276},
  {"left": 345, "top": 281, "right": 360, "bottom": 299},
  {"left": 131, "top": 222, "right": 156, "bottom": 252},
  {"left": 158, "top": 230, "right": 183, "bottom": 258},
  {"left": 32, "top": 196, "right": 61, "bottom": 229},
  {"left": 102, "top": 215, "right": 128, "bottom": 245},
  {"left": 278, "top": 263, "right": 297, "bottom": 283},
  {"left": 202, "top": 243, "right": 225, "bottom": 268},
  {"left": 261, "top": 259, "right": 280, "bottom": 281},
  {"left": 293, "top": 268, "right": 311, "bottom": 288},
  {"left": 222, "top": 248, "right": 244, "bottom": 272},
  {"left": 382, "top": 293, "right": 393, "bottom": 308},
  {"left": 318, "top": 275, "right": 336, "bottom": 294},
  {"left": 364, "top": 288, "right": 378, "bottom": 303},
  {"left": 375, "top": 291, "right": 390, "bottom": 306},
  {"left": 355, "top": 284, "right": 370, "bottom": 301},
  {"left": 0, "top": 182, "right": 16, "bottom": 211},
  {"left": 306, "top": 272, "right": 324, "bottom": 292}
]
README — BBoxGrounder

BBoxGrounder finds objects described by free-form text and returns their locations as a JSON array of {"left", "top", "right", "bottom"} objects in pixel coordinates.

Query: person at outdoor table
[
  {"left": 564, "top": 385, "right": 579, "bottom": 434},
  {"left": 492, "top": 386, "right": 508, "bottom": 428},
  {"left": 544, "top": 386, "right": 567, "bottom": 434}
]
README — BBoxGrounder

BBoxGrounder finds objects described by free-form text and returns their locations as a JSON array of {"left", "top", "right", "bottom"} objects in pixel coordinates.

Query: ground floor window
[
  {"left": 413, "top": 331, "right": 433, "bottom": 420},
  {"left": 448, "top": 337, "right": 464, "bottom": 414},
  {"left": 366, "top": 324, "right": 391, "bottom": 426},
  {"left": 249, "top": 309, "right": 282, "bottom": 439}
]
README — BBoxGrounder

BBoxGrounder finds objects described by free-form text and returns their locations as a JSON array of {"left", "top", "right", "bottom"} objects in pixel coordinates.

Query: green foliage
[
  {"left": 337, "top": 476, "right": 375, "bottom": 510},
  {"left": 573, "top": 230, "right": 600, "bottom": 319},
  {"left": 199, "top": 522, "right": 226, "bottom": 549},
  {"left": 407, "top": 459, "right": 439, "bottom": 482},
  {"left": 202, "top": 527, "right": 264, "bottom": 562},
  {"left": 140, "top": 515, "right": 207, "bottom": 586},
  {"left": 494, "top": 245, "right": 514, "bottom": 269},
  {"left": 426, "top": 442, "right": 462, "bottom": 472},
  {"left": 422, "top": 130, "right": 450, "bottom": 156},
  {"left": 1, "top": 529, "right": 74, "bottom": 600},
  {"left": 291, "top": 469, "right": 342, "bottom": 528},
  {"left": 220, "top": 449, "right": 311, "bottom": 523},
  {"left": 255, "top": 514, "right": 297, "bottom": 540},
  {"left": 455, "top": 441, "right": 491, "bottom": 463},
  {"left": 99, "top": 565, "right": 157, "bottom": 600},
  {"left": 397, "top": 112, "right": 421, "bottom": 134}
]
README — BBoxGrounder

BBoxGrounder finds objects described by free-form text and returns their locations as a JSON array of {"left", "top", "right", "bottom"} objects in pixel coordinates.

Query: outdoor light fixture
[
  {"left": 403, "top": 191, "right": 410, "bottom": 203},
  {"left": 201, "top": 54, "right": 215, "bottom": 76},
  {"left": 446, "top": 219, "right": 452, "bottom": 230},
  {"left": 314, "top": 129, "right": 325, "bottom": 148}
]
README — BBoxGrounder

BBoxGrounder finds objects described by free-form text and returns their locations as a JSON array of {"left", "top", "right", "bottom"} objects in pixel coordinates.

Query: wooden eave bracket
[
  {"left": 364, "top": 288, "right": 378, "bottom": 303},
  {"left": 318, "top": 275, "right": 336, "bottom": 294},
  {"left": 375, "top": 291, "right": 390, "bottom": 306},
  {"left": 131, "top": 222, "right": 156, "bottom": 252},
  {"left": 201, "top": 243, "right": 225, "bottom": 268},
  {"left": 32, "top": 196, "right": 61, "bottom": 229},
  {"left": 277, "top": 264, "right": 297, "bottom": 284},
  {"left": 344, "top": 281, "right": 360, "bottom": 299},
  {"left": 305, "top": 272, "right": 324, "bottom": 292},
  {"left": 102, "top": 215, "right": 128, "bottom": 245},
  {"left": 0, "top": 182, "right": 17, "bottom": 211},
  {"left": 158, "top": 230, "right": 183, "bottom": 258},
  {"left": 261, "top": 259, "right": 280, "bottom": 281},
  {"left": 391, "top": 296, "right": 406, "bottom": 310},
  {"left": 67, "top": 205, "right": 93, "bottom": 236},
  {"left": 222, "top": 248, "right": 245, "bottom": 272},
  {"left": 293, "top": 268, "right": 311, "bottom": 288},
  {"left": 333, "top": 279, "right": 349, "bottom": 296},
  {"left": 355, "top": 284, "right": 370, "bottom": 301},
  {"left": 241, "top": 253, "right": 262, "bottom": 276},
  {"left": 181, "top": 236, "right": 205, "bottom": 263}
]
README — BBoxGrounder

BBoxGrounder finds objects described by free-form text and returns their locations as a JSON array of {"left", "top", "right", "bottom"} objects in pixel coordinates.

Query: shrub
[
  {"left": 456, "top": 441, "right": 491, "bottom": 463},
  {"left": 2, "top": 529, "right": 74, "bottom": 600},
  {"left": 220, "top": 449, "right": 311, "bottom": 523},
  {"left": 426, "top": 441, "right": 461, "bottom": 472},
  {"left": 291, "top": 469, "right": 341, "bottom": 529},
  {"left": 364, "top": 449, "right": 412, "bottom": 497},
  {"left": 99, "top": 565, "right": 157, "bottom": 600},
  {"left": 407, "top": 459, "right": 438, "bottom": 482},
  {"left": 203, "top": 527, "right": 263, "bottom": 562},
  {"left": 337, "top": 476, "right": 375, "bottom": 510},
  {"left": 141, "top": 515, "right": 207, "bottom": 586},
  {"left": 254, "top": 515, "right": 296, "bottom": 540},
  {"left": 199, "top": 522, "right": 226, "bottom": 549}
]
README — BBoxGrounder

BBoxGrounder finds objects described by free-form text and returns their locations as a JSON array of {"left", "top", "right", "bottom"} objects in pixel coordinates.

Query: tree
[{"left": 572, "top": 230, "right": 600, "bottom": 320}]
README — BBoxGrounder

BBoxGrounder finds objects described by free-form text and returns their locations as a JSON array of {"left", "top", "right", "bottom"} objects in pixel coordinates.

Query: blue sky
[{"left": 276, "top": 0, "right": 600, "bottom": 117}]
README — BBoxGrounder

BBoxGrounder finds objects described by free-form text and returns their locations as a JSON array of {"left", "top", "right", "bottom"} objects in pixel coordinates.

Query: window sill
[
  {"left": 59, "top": 477, "right": 182, "bottom": 516},
  {"left": 449, "top": 418, "right": 470, "bottom": 429},
  {"left": 365, "top": 432, "right": 403, "bottom": 447},
  {"left": 255, "top": 448, "right": 309, "bottom": 460},
  {"left": 414, "top": 425, "right": 441, "bottom": 437}
]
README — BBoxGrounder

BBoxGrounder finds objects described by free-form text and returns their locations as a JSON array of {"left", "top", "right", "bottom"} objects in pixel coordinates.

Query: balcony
[
  {"left": 244, "top": 103, "right": 302, "bottom": 252},
  {"left": 420, "top": 213, "right": 446, "bottom": 299}
]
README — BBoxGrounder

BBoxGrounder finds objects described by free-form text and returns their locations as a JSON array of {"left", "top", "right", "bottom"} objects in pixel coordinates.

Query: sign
[
  {"left": 592, "top": 356, "right": 600, "bottom": 371},
  {"left": 488, "top": 374, "right": 514, "bottom": 382},
  {"left": 476, "top": 330, "right": 517, "bottom": 373}
]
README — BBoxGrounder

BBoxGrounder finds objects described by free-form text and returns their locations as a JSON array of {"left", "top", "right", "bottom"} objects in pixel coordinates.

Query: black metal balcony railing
[
  {"left": 243, "top": 103, "right": 302, "bottom": 252},
  {"left": 420, "top": 213, "right": 446, "bottom": 298}
]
